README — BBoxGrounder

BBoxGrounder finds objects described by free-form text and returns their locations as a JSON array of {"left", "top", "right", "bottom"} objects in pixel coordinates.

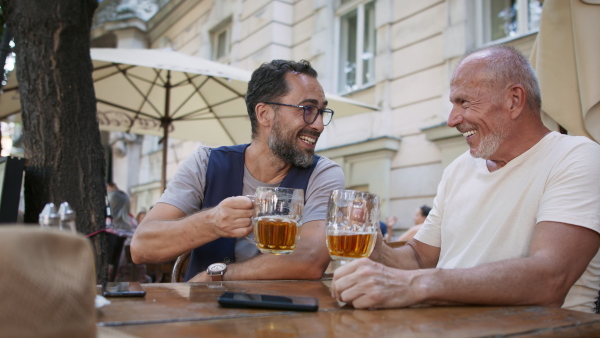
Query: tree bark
[{"left": 1, "top": 0, "right": 108, "bottom": 283}]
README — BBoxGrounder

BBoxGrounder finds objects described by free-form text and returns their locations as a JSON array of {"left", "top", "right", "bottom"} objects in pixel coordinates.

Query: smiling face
[
  {"left": 267, "top": 72, "right": 327, "bottom": 168},
  {"left": 448, "top": 55, "right": 511, "bottom": 160}
]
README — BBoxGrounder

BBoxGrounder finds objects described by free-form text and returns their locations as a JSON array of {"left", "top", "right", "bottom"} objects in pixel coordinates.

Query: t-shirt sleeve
[
  {"left": 537, "top": 140, "right": 600, "bottom": 234},
  {"left": 157, "top": 146, "right": 210, "bottom": 215},
  {"left": 413, "top": 161, "right": 455, "bottom": 248},
  {"left": 301, "top": 157, "right": 345, "bottom": 224}
]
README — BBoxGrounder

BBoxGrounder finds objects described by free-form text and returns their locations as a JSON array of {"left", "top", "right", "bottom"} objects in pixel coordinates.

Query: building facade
[{"left": 91, "top": 0, "right": 552, "bottom": 233}]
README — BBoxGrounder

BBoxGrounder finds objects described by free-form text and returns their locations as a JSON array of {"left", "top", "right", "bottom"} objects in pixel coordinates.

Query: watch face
[{"left": 208, "top": 263, "right": 227, "bottom": 273}]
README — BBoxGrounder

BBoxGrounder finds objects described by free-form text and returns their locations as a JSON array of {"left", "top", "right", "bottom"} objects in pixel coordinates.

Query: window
[
  {"left": 337, "top": 1, "right": 376, "bottom": 94},
  {"left": 476, "top": 0, "right": 543, "bottom": 45},
  {"left": 211, "top": 21, "right": 231, "bottom": 63}
]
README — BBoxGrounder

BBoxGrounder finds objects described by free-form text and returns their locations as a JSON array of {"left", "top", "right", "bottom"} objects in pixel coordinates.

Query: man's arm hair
[
  {"left": 413, "top": 221, "right": 600, "bottom": 307},
  {"left": 197, "top": 219, "right": 331, "bottom": 281}
]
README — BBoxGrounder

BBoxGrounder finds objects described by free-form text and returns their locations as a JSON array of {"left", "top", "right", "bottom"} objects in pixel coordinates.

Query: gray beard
[
  {"left": 472, "top": 131, "right": 506, "bottom": 159},
  {"left": 268, "top": 119, "right": 314, "bottom": 168},
  {"left": 472, "top": 113, "right": 510, "bottom": 160},
  {"left": 472, "top": 103, "right": 509, "bottom": 160}
]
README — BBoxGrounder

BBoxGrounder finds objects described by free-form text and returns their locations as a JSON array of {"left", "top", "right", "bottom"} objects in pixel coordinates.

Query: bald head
[{"left": 453, "top": 45, "right": 542, "bottom": 115}]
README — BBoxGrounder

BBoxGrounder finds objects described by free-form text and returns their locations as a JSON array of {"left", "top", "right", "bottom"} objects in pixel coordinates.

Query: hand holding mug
[
  {"left": 210, "top": 196, "right": 254, "bottom": 238},
  {"left": 245, "top": 187, "right": 304, "bottom": 255}
]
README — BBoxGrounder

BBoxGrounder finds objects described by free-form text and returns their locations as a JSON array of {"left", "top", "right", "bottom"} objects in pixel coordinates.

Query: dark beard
[{"left": 268, "top": 118, "right": 316, "bottom": 168}]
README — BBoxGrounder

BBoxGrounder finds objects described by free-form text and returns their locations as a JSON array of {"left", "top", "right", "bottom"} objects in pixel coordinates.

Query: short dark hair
[
  {"left": 420, "top": 205, "right": 432, "bottom": 218},
  {"left": 245, "top": 60, "right": 318, "bottom": 138}
]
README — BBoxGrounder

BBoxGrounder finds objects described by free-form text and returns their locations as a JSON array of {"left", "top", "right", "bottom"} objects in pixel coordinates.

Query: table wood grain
[{"left": 97, "top": 281, "right": 600, "bottom": 337}]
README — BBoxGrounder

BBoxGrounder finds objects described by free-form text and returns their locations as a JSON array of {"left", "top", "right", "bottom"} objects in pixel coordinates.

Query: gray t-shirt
[{"left": 158, "top": 145, "right": 345, "bottom": 263}]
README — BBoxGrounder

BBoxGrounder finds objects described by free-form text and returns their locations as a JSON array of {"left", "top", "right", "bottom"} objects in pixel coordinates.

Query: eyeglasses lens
[{"left": 303, "top": 106, "right": 333, "bottom": 126}]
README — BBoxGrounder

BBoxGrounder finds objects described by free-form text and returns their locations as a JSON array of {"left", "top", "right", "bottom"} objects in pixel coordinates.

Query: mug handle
[{"left": 244, "top": 195, "right": 257, "bottom": 245}]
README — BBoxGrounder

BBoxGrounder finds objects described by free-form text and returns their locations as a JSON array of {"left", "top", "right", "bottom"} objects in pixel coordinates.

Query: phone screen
[
  {"left": 218, "top": 292, "right": 318, "bottom": 311},
  {"left": 102, "top": 282, "right": 146, "bottom": 297}
]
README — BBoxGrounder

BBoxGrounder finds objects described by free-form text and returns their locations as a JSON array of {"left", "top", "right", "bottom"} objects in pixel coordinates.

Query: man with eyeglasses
[{"left": 131, "top": 60, "right": 345, "bottom": 282}]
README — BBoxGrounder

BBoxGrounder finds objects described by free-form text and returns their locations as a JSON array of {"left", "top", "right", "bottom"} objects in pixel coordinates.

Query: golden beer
[
  {"left": 254, "top": 216, "right": 298, "bottom": 254},
  {"left": 327, "top": 231, "right": 376, "bottom": 260}
]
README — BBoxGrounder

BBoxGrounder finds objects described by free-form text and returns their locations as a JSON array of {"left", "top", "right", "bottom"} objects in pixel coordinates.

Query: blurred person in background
[
  {"left": 396, "top": 205, "right": 431, "bottom": 242},
  {"left": 135, "top": 210, "right": 147, "bottom": 225},
  {"left": 109, "top": 190, "right": 151, "bottom": 283}
]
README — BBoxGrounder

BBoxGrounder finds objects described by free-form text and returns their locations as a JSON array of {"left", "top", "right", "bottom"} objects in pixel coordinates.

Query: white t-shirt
[
  {"left": 415, "top": 132, "right": 600, "bottom": 312},
  {"left": 159, "top": 145, "right": 345, "bottom": 263}
]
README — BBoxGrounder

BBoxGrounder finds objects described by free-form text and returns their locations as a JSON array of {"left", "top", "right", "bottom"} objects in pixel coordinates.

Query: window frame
[
  {"left": 474, "top": 0, "right": 543, "bottom": 46},
  {"left": 334, "top": 0, "right": 376, "bottom": 95},
  {"left": 210, "top": 19, "right": 232, "bottom": 64}
]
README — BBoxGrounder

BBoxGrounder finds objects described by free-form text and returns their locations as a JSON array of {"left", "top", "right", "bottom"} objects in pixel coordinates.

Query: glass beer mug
[
  {"left": 326, "top": 190, "right": 380, "bottom": 261},
  {"left": 246, "top": 187, "right": 304, "bottom": 255}
]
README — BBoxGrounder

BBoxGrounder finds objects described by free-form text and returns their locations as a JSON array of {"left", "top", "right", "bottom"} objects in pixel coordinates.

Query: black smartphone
[
  {"left": 102, "top": 282, "right": 146, "bottom": 297},
  {"left": 218, "top": 292, "right": 318, "bottom": 312}
]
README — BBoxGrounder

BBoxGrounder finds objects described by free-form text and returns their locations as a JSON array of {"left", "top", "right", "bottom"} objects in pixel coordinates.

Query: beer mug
[
  {"left": 247, "top": 187, "right": 304, "bottom": 255},
  {"left": 326, "top": 190, "right": 380, "bottom": 261}
]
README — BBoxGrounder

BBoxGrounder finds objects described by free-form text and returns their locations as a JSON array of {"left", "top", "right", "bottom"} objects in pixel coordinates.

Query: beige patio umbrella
[
  {"left": 0, "top": 48, "right": 378, "bottom": 191},
  {"left": 530, "top": 0, "right": 600, "bottom": 141}
]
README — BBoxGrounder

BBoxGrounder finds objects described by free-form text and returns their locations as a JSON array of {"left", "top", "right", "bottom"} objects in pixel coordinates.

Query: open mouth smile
[
  {"left": 299, "top": 135, "right": 317, "bottom": 145},
  {"left": 462, "top": 130, "right": 477, "bottom": 138}
]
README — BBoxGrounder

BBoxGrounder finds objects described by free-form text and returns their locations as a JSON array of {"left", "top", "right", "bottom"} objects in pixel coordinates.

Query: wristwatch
[{"left": 207, "top": 262, "right": 227, "bottom": 281}]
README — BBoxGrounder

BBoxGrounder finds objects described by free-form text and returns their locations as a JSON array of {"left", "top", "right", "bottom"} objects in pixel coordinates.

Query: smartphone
[
  {"left": 102, "top": 282, "right": 146, "bottom": 297},
  {"left": 218, "top": 292, "right": 318, "bottom": 312}
]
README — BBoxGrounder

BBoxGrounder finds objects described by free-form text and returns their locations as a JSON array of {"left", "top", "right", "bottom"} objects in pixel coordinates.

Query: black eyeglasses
[{"left": 264, "top": 102, "right": 334, "bottom": 126}]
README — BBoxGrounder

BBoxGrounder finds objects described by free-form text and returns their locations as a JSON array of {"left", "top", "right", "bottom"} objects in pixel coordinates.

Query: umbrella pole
[
  {"left": 161, "top": 125, "right": 168, "bottom": 193},
  {"left": 161, "top": 71, "right": 171, "bottom": 193}
]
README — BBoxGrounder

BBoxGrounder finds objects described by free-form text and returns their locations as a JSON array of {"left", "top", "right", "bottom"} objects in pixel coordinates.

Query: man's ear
[
  {"left": 255, "top": 102, "right": 274, "bottom": 128},
  {"left": 508, "top": 84, "right": 526, "bottom": 119}
]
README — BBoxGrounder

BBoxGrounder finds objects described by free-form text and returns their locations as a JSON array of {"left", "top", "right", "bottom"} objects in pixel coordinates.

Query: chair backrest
[
  {"left": 171, "top": 251, "right": 191, "bottom": 283},
  {"left": 0, "top": 157, "right": 25, "bottom": 224},
  {"left": 106, "top": 232, "right": 126, "bottom": 282},
  {"left": 595, "top": 288, "right": 599, "bottom": 314}
]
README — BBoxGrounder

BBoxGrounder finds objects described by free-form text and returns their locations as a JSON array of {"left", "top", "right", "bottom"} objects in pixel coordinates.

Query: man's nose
[
  {"left": 309, "top": 113, "right": 325, "bottom": 132},
  {"left": 447, "top": 107, "right": 463, "bottom": 128}
]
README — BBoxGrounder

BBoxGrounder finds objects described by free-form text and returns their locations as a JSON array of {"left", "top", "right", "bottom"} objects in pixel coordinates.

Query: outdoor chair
[
  {"left": 171, "top": 251, "right": 191, "bottom": 283},
  {"left": 594, "top": 290, "right": 600, "bottom": 313},
  {"left": 105, "top": 231, "right": 127, "bottom": 282},
  {"left": 86, "top": 228, "right": 127, "bottom": 282}
]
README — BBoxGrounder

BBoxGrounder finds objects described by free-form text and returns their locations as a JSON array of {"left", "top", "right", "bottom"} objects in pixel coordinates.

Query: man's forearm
[
  {"left": 376, "top": 239, "right": 438, "bottom": 270},
  {"left": 412, "top": 257, "right": 568, "bottom": 308},
  {"left": 131, "top": 210, "right": 219, "bottom": 264},
  {"left": 224, "top": 249, "right": 330, "bottom": 281},
  {"left": 214, "top": 220, "right": 331, "bottom": 281},
  {"left": 398, "top": 222, "right": 598, "bottom": 309}
]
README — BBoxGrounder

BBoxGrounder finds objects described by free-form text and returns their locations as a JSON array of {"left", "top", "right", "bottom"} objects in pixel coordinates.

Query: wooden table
[{"left": 97, "top": 280, "right": 600, "bottom": 337}]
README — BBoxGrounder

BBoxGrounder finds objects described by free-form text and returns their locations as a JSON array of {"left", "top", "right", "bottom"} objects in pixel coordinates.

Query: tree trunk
[{"left": 1, "top": 0, "right": 108, "bottom": 283}]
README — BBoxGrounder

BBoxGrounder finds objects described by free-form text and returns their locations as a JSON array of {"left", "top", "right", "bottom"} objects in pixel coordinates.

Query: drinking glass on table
[
  {"left": 326, "top": 190, "right": 380, "bottom": 261},
  {"left": 246, "top": 187, "right": 304, "bottom": 255}
]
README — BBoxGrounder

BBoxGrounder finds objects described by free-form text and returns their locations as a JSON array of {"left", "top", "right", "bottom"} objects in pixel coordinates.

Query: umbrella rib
[
  {"left": 170, "top": 73, "right": 204, "bottom": 88},
  {"left": 176, "top": 74, "right": 245, "bottom": 120},
  {"left": 97, "top": 99, "right": 160, "bottom": 121},
  {"left": 93, "top": 64, "right": 136, "bottom": 83},
  {"left": 210, "top": 77, "right": 248, "bottom": 98},
  {"left": 172, "top": 114, "right": 249, "bottom": 121},
  {"left": 169, "top": 75, "right": 211, "bottom": 120},
  {"left": 175, "top": 74, "right": 243, "bottom": 145},
  {"left": 113, "top": 64, "right": 164, "bottom": 118},
  {"left": 174, "top": 95, "right": 245, "bottom": 120},
  {"left": 133, "top": 68, "right": 164, "bottom": 117}
]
